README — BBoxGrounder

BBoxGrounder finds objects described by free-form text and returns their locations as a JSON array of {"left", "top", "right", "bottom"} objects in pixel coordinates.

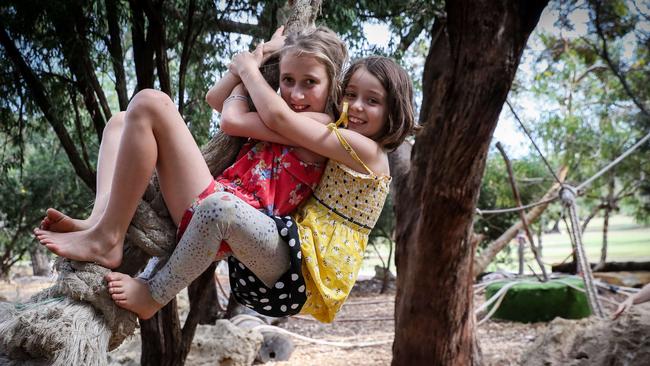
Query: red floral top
[
  {"left": 177, "top": 140, "right": 324, "bottom": 258},
  {"left": 217, "top": 140, "right": 325, "bottom": 216}
]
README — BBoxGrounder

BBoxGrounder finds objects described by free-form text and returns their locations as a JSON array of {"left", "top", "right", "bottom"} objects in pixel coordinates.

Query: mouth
[
  {"left": 291, "top": 104, "right": 309, "bottom": 112},
  {"left": 348, "top": 116, "right": 366, "bottom": 125}
]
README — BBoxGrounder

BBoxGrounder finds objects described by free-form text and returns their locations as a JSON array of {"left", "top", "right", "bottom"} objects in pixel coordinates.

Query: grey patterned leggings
[{"left": 144, "top": 192, "right": 290, "bottom": 305}]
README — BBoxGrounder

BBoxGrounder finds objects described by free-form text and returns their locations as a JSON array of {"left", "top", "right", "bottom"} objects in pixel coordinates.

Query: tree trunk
[
  {"left": 29, "top": 245, "right": 50, "bottom": 277},
  {"left": 517, "top": 233, "right": 525, "bottom": 275},
  {"left": 129, "top": 0, "right": 156, "bottom": 93},
  {"left": 595, "top": 177, "right": 615, "bottom": 271},
  {"left": 105, "top": 0, "right": 129, "bottom": 111},
  {"left": 140, "top": 299, "right": 182, "bottom": 366},
  {"left": 595, "top": 206, "right": 611, "bottom": 271},
  {"left": 392, "top": 1, "right": 547, "bottom": 365},
  {"left": 537, "top": 218, "right": 543, "bottom": 258}
]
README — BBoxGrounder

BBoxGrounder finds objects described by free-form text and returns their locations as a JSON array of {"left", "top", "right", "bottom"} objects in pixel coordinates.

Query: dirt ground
[{"left": 0, "top": 267, "right": 634, "bottom": 365}]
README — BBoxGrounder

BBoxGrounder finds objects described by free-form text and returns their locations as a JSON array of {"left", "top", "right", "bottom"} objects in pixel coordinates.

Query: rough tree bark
[{"left": 392, "top": 1, "right": 548, "bottom": 365}]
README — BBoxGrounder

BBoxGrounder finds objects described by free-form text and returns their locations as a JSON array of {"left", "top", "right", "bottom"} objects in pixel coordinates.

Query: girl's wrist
[{"left": 223, "top": 94, "right": 250, "bottom": 105}]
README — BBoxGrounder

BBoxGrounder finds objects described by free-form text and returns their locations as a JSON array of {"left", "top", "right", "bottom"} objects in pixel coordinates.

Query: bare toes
[
  {"left": 109, "top": 286, "right": 124, "bottom": 294},
  {"left": 106, "top": 272, "right": 127, "bottom": 282},
  {"left": 112, "top": 293, "right": 127, "bottom": 301}
]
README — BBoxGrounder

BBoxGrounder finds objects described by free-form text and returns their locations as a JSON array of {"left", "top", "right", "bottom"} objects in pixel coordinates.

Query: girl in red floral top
[{"left": 35, "top": 27, "right": 348, "bottom": 319}]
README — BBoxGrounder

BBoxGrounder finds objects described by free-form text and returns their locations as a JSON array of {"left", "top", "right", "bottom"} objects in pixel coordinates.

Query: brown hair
[
  {"left": 279, "top": 26, "right": 348, "bottom": 117},
  {"left": 342, "top": 56, "right": 417, "bottom": 151}
]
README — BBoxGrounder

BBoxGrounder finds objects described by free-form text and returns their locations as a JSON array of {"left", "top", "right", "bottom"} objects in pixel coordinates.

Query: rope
[
  {"left": 13, "top": 296, "right": 65, "bottom": 310},
  {"left": 253, "top": 325, "right": 393, "bottom": 348},
  {"left": 506, "top": 100, "right": 563, "bottom": 185},
  {"left": 232, "top": 314, "right": 392, "bottom": 348},
  {"left": 477, "top": 285, "right": 511, "bottom": 326},
  {"left": 576, "top": 130, "right": 650, "bottom": 192},
  {"left": 554, "top": 278, "right": 619, "bottom": 306},
  {"left": 477, "top": 110, "right": 650, "bottom": 218},
  {"left": 474, "top": 280, "right": 523, "bottom": 315},
  {"left": 560, "top": 186, "right": 605, "bottom": 317},
  {"left": 476, "top": 196, "right": 559, "bottom": 215}
]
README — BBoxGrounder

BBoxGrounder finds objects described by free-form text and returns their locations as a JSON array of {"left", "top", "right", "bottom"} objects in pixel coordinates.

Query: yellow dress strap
[{"left": 326, "top": 102, "right": 374, "bottom": 176}]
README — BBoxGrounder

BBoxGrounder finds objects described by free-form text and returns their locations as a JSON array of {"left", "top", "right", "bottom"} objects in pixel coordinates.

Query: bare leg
[
  {"left": 106, "top": 192, "right": 289, "bottom": 319},
  {"left": 34, "top": 89, "right": 213, "bottom": 268},
  {"left": 41, "top": 112, "right": 127, "bottom": 233}
]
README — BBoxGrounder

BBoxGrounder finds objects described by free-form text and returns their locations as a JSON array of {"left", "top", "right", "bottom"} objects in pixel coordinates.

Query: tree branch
[
  {"left": 129, "top": 0, "right": 156, "bottom": 93},
  {"left": 496, "top": 142, "right": 548, "bottom": 280},
  {"left": 178, "top": 0, "right": 198, "bottom": 115},
  {"left": 105, "top": 0, "right": 129, "bottom": 110},
  {"left": 69, "top": 85, "right": 94, "bottom": 173}
]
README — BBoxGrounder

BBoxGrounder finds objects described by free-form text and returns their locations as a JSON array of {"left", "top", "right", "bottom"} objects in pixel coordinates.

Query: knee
[
  {"left": 126, "top": 89, "right": 173, "bottom": 122},
  {"left": 196, "top": 193, "right": 239, "bottom": 224},
  {"left": 104, "top": 111, "right": 126, "bottom": 138}
]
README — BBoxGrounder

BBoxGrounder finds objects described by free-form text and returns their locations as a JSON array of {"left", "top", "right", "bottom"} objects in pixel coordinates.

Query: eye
[
  {"left": 305, "top": 79, "right": 317, "bottom": 86},
  {"left": 368, "top": 98, "right": 379, "bottom": 105},
  {"left": 343, "top": 91, "right": 356, "bottom": 98},
  {"left": 282, "top": 76, "right": 294, "bottom": 84}
]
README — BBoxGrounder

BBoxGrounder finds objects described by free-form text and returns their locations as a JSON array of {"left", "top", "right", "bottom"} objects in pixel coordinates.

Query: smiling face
[
  {"left": 342, "top": 67, "right": 388, "bottom": 139},
  {"left": 279, "top": 52, "right": 330, "bottom": 113}
]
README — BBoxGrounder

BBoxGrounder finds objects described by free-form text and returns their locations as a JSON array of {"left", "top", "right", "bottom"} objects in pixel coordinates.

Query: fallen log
[{"left": 552, "top": 261, "right": 650, "bottom": 274}]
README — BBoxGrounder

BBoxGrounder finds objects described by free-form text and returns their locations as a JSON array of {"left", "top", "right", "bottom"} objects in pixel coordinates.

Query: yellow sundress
[{"left": 294, "top": 105, "right": 391, "bottom": 323}]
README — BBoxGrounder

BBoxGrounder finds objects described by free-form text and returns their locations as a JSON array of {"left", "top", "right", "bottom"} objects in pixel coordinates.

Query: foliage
[
  {"left": 0, "top": 130, "right": 92, "bottom": 278},
  {"left": 475, "top": 153, "right": 551, "bottom": 242},
  {"left": 507, "top": 0, "right": 649, "bottom": 232}
]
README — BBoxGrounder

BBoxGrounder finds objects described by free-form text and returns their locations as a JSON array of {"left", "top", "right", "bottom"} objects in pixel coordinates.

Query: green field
[
  {"left": 360, "top": 215, "right": 650, "bottom": 277},
  {"left": 488, "top": 215, "right": 650, "bottom": 274}
]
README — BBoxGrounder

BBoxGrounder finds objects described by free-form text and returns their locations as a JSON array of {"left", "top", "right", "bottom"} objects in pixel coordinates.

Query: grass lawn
[
  {"left": 360, "top": 215, "right": 650, "bottom": 277},
  {"left": 487, "top": 215, "right": 650, "bottom": 274}
]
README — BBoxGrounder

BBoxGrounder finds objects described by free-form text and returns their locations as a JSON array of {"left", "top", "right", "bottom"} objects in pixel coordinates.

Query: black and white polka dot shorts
[{"left": 228, "top": 215, "right": 307, "bottom": 317}]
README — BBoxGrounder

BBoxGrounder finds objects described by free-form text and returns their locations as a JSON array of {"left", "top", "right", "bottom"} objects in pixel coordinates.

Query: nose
[
  {"left": 350, "top": 97, "right": 363, "bottom": 111},
  {"left": 291, "top": 87, "right": 304, "bottom": 101}
]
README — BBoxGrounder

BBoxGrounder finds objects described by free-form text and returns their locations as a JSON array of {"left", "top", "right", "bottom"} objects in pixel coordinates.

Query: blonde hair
[
  {"left": 342, "top": 56, "right": 416, "bottom": 151},
  {"left": 280, "top": 26, "right": 348, "bottom": 117}
]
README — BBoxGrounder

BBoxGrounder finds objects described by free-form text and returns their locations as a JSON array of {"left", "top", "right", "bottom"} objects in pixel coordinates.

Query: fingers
[
  {"left": 272, "top": 25, "right": 284, "bottom": 37},
  {"left": 612, "top": 299, "right": 632, "bottom": 319}
]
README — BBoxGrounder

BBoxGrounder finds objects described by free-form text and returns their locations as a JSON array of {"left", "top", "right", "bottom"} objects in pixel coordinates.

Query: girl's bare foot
[
  {"left": 33, "top": 226, "right": 124, "bottom": 269},
  {"left": 40, "top": 208, "right": 91, "bottom": 233},
  {"left": 105, "top": 272, "right": 163, "bottom": 319}
]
